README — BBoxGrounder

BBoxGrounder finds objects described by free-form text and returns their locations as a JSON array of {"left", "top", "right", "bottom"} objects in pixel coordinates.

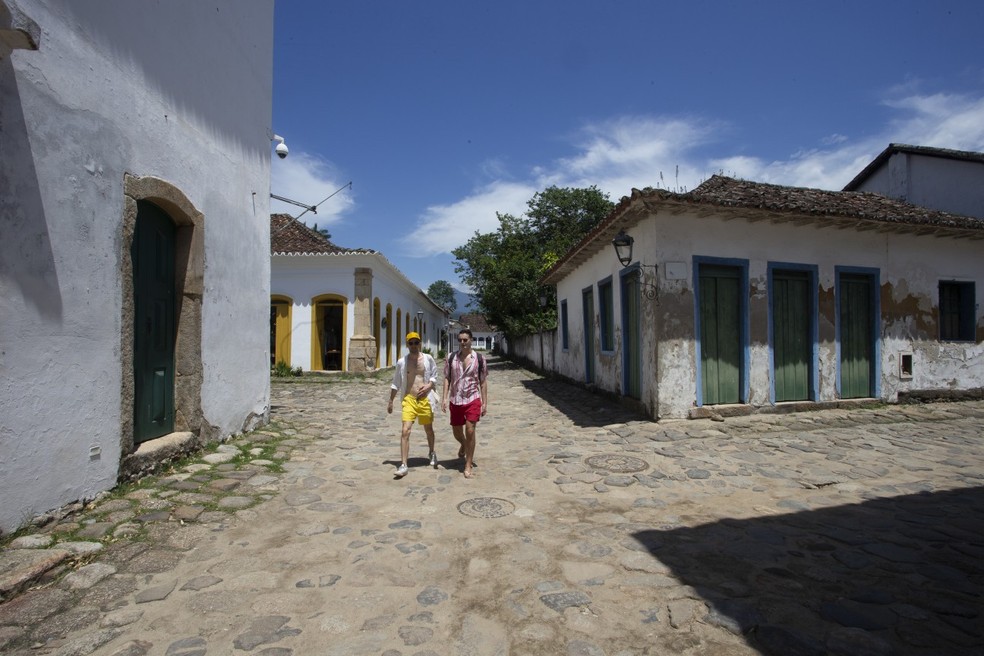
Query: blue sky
[{"left": 271, "top": 1, "right": 984, "bottom": 295}]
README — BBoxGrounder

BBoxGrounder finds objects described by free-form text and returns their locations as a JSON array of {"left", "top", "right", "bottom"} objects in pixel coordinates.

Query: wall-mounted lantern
[{"left": 611, "top": 229, "right": 660, "bottom": 302}]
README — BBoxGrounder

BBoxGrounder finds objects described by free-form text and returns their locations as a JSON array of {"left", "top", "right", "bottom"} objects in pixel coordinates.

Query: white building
[
  {"left": 0, "top": 0, "right": 274, "bottom": 533},
  {"left": 457, "top": 313, "right": 500, "bottom": 351},
  {"left": 271, "top": 215, "right": 446, "bottom": 371},
  {"left": 524, "top": 176, "right": 984, "bottom": 420},
  {"left": 844, "top": 143, "right": 984, "bottom": 219}
]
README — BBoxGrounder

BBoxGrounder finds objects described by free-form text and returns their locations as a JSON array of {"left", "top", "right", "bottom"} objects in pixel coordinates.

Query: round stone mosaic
[
  {"left": 584, "top": 454, "right": 650, "bottom": 473},
  {"left": 457, "top": 497, "right": 516, "bottom": 519}
]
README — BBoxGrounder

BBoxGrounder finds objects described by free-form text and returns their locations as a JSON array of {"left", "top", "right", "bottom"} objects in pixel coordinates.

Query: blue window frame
[{"left": 599, "top": 276, "right": 614, "bottom": 352}]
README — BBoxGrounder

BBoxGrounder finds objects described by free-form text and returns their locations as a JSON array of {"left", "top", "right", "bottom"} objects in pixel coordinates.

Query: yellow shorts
[{"left": 401, "top": 394, "right": 433, "bottom": 425}]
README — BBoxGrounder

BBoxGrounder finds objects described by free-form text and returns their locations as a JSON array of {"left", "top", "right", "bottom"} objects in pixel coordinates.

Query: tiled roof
[
  {"left": 270, "top": 214, "right": 376, "bottom": 255},
  {"left": 458, "top": 313, "right": 495, "bottom": 333},
  {"left": 844, "top": 143, "right": 984, "bottom": 191},
  {"left": 542, "top": 175, "right": 984, "bottom": 284},
  {"left": 687, "top": 175, "right": 984, "bottom": 228}
]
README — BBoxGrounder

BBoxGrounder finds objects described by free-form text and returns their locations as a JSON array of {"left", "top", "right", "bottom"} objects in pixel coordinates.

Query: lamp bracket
[{"left": 628, "top": 264, "right": 660, "bottom": 303}]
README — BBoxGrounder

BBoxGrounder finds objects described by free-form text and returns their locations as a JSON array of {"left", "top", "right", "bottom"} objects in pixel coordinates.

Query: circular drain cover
[
  {"left": 584, "top": 454, "right": 650, "bottom": 473},
  {"left": 457, "top": 497, "right": 515, "bottom": 518}
]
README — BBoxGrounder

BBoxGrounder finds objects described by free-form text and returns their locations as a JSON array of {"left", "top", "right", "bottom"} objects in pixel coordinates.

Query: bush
[{"left": 272, "top": 361, "right": 302, "bottom": 377}]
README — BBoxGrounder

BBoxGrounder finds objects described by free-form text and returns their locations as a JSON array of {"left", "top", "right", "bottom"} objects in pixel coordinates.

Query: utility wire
[{"left": 271, "top": 181, "right": 352, "bottom": 237}]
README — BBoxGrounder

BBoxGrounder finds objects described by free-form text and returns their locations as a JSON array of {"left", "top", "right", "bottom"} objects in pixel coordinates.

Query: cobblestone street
[{"left": 2, "top": 356, "right": 983, "bottom": 655}]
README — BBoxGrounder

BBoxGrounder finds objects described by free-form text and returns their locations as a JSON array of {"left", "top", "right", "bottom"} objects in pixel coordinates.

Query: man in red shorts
[{"left": 441, "top": 328, "right": 488, "bottom": 479}]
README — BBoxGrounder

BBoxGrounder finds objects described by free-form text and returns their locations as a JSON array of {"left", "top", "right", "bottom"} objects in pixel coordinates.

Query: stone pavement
[{"left": 1, "top": 356, "right": 983, "bottom": 655}]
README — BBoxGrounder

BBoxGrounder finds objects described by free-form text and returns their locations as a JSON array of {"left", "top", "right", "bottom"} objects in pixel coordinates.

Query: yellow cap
[{"left": 406, "top": 332, "right": 421, "bottom": 342}]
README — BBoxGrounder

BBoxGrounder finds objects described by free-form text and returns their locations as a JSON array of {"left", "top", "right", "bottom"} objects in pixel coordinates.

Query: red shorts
[{"left": 449, "top": 398, "right": 482, "bottom": 426}]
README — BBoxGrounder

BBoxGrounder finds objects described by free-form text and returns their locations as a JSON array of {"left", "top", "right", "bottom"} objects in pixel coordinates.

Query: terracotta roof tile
[
  {"left": 687, "top": 176, "right": 984, "bottom": 228},
  {"left": 542, "top": 175, "right": 984, "bottom": 284},
  {"left": 270, "top": 214, "right": 376, "bottom": 255},
  {"left": 458, "top": 313, "right": 495, "bottom": 333}
]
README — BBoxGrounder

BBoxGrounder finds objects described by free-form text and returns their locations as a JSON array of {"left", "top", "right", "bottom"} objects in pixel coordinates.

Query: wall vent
[{"left": 899, "top": 352, "right": 914, "bottom": 380}]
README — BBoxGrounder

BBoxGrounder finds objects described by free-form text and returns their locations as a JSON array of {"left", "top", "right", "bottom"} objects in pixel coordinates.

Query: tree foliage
[
  {"left": 452, "top": 186, "right": 614, "bottom": 338},
  {"left": 426, "top": 280, "right": 457, "bottom": 313},
  {"left": 312, "top": 222, "right": 331, "bottom": 240}
]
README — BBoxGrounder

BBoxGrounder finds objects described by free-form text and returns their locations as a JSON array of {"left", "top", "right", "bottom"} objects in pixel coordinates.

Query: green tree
[
  {"left": 453, "top": 186, "right": 613, "bottom": 338},
  {"left": 427, "top": 280, "right": 457, "bottom": 313}
]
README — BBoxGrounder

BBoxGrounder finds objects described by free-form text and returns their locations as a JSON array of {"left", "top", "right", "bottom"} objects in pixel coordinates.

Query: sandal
[{"left": 463, "top": 468, "right": 474, "bottom": 479}]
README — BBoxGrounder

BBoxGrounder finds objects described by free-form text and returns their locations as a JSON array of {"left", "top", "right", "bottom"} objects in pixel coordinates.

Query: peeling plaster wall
[
  {"left": 0, "top": 0, "right": 273, "bottom": 533},
  {"left": 542, "top": 206, "right": 983, "bottom": 420}
]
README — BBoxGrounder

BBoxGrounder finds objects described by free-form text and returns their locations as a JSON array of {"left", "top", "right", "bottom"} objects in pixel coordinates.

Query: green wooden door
[
  {"left": 132, "top": 201, "right": 176, "bottom": 443},
  {"left": 582, "top": 289, "right": 595, "bottom": 384},
  {"left": 839, "top": 274, "right": 874, "bottom": 398},
  {"left": 622, "top": 273, "right": 641, "bottom": 398},
  {"left": 773, "top": 270, "right": 811, "bottom": 401},
  {"left": 700, "top": 265, "right": 741, "bottom": 405}
]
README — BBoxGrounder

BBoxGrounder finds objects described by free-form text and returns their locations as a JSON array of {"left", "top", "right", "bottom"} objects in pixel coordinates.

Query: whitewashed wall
[
  {"left": 855, "top": 151, "right": 984, "bottom": 220},
  {"left": 271, "top": 253, "right": 445, "bottom": 371},
  {"left": 0, "top": 0, "right": 273, "bottom": 533},
  {"left": 543, "top": 208, "right": 983, "bottom": 419}
]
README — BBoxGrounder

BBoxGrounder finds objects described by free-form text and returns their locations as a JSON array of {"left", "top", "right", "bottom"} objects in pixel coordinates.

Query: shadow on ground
[
  {"left": 633, "top": 486, "right": 984, "bottom": 655},
  {"left": 518, "top": 376, "right": 646, "bottom": 428}
]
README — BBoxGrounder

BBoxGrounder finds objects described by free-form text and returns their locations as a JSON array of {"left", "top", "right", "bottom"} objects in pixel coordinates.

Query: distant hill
[{"left": 452, "top": 289, "right": 476, "bottom": 318}]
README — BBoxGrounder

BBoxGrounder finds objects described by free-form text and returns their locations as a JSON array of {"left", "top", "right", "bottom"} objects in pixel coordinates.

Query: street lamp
[
  {"left": 611, "top": 229, "right": 659, "bottom": 302},
  {"left": 612, "top": 229, "right": 634, "bottom": 267}
]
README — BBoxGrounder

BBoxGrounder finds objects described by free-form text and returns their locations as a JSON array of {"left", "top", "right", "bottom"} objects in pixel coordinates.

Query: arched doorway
[
  {"left": 373, "top": 297, "right": 382, "bottom": 368},
  {"left": 121, "top": 174, "right": 204, "bottom": 452},
  {"left": 132, "top": 200, "right": 176, "bottom": 442},
  {"left": 312, "top": 294, "right": 346, "bottom": 371},
  {"left": 385, "top": 303, "right": 393, "bottom": 366},
  {"left": 270, "top": 295, "right": 292, "bottom": 367}
]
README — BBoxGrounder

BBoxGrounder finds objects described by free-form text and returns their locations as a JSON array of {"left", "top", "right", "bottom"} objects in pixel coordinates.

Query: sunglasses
[{"left": 408, "top": 340, "right": 421, "bottom": 345}]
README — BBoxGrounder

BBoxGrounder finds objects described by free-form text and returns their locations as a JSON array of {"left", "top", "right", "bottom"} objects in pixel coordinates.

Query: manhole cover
[
  {"left": 457, "top": 497, "right": 515, "bottom": 519},
  {"left": 584, "top": 454, "right": 649, "bottom": 473}
]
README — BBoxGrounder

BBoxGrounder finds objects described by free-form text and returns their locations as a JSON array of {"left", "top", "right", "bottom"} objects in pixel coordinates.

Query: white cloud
[
  {"left": 364, "top": 89, "right": 984, "bottom": 260},
  {"left": 407, "top": 180, "right": 536, "bottom": 258},
  {"left": 723, "top": 91, "right": 984, "bottom": 190},
  {"left": 883, "top": 92, "right": 984, "bottom": 152},
  {"left": 269, "top": 152, "right": 354, "bottom": 226},
  {"left": 399, "top": 116, "right": 724, "bottom": 257}
]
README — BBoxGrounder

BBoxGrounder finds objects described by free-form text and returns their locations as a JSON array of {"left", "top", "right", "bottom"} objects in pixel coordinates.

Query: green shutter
[
  {"left": 773, "top": 270, "right": 811, "bottom": 401},
  {"left": 622, "top": 274, "right": 641, "bottom": 399},
  {"left": 582, "top": 289, "right": 594, "bottom": 384},
  {"left": 839, "top": 274, "right": 874, "bottom": 398},
  {"left": 700, "top": 265, "right": 741, "bottom": 405}
]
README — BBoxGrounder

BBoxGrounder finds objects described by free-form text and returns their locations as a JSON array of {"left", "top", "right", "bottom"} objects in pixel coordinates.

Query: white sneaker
[
  {"left": 429, "top": 451, "right": 437, "bottom": 468},
  {"left": 395, "top": 463, "right": 408, "bottom": 477}
]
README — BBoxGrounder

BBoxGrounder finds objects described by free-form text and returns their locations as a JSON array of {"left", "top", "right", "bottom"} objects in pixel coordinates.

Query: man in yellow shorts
[{"left": 387, "top": 332, "right": 439, "bottom": 477}]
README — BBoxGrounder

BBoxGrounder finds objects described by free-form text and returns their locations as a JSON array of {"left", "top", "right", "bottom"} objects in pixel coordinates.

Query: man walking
[
  {"left": 387, "top": 332, "right": 438, "bottom": 477},
  {"left": 442, "top": 328, "right": 488, "bottom": 479}
]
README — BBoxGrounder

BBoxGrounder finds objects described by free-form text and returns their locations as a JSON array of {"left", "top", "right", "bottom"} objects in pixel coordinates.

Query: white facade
[
  {"left": 845, "top": 144, "right": 984, "bottom": 219},
  {"left": 272, "top": 253, "right": 446, "bottom": 371},
  {"left": 0, "top": 0, "right": 274, "bottom": 533},
  {"left": 531, "top": 179, "right": 984, "bottom": 420}
]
